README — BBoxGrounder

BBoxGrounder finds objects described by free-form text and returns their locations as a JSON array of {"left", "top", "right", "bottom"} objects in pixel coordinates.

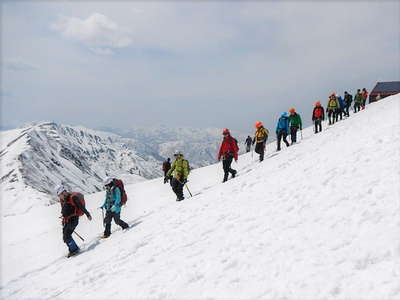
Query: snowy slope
[
  {"left": 0, "top": 122, "right": 163, "bottom": 216},
  {"left": 1, "top": 95, "right": 399, "bottom": 299}
]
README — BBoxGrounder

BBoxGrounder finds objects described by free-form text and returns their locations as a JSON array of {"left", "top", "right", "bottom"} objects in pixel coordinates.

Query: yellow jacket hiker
[
  {"left": 252, "top": 122, "right": 269, "bottom": 162},
  {"left": 166, "top": 151, "right": 190, "bottom": 201}
]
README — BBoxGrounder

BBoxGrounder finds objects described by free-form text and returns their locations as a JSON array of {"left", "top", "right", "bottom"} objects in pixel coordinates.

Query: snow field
[{"left": 1, "top": 95, "right": 400, "bottom": 299}]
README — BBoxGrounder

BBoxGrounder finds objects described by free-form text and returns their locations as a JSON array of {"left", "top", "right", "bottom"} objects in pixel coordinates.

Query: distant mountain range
[{"left": 1, "top": 122, "right": 247, "bottom": 215}]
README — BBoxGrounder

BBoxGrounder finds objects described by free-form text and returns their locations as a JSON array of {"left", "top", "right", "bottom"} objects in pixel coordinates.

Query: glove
[{"left": 87, "top": 213, "right": 92, "bottom": 221}]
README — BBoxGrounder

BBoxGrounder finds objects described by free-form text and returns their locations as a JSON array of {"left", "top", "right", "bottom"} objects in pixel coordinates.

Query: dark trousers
[
  {"left": 164, "top": 170, "right": 171, "bottom": 184},
  {"left": 246, "top": 144, "right": 251, "bottom": 153},
  {"left": 336, "top": 110, "right": 344, "bottom": 121},
  {"left": 328, "top": 110, "right": 336, "bottom": 124},
  {"left": 104, "top": 210, "right": 129, "bottom": 236},
  {"left": 171, "top": 177, "right": 184, "bottom": 200},
  {"left": 277, "top": 131, "right": 289, "bottom": 151},
  {"left": 354, "top": 103, "right": 361, "bottom": 113},
  {"left": 222, "top": 156, "right": 236, "bottom": 182},
  {"left": 290, "top": 126, "right": 298, "bottom": 144},
  {"left": 254, "top": 142, "right": 265, "bottom": 161},
  {"left": 63, "top": 216, "right": 79, "bottom": 252},
  {"left": 344, "top": 105, "right": 350, "bottom": 117},
  {"left": 362, "top": 98, "right": 366, "bottom": 109},
  {"left": 314, "top": 119, "right": 322, "bottom": 133}
]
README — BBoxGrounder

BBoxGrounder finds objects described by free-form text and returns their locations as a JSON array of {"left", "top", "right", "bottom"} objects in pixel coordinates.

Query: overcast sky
[{"left": 1, "top": 1, "right": 399, "bottom": 134}]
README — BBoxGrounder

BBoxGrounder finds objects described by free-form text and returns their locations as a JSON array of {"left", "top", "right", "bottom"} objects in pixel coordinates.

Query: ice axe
[
  {"left": 185, "top": 183, "right": 193, "bottom": 197},
  {"left": 73, "top": 231, "right": 85, "bottom": 242},
  {"left": 99, "top": 207, "right": 105, "bottom": 228}
]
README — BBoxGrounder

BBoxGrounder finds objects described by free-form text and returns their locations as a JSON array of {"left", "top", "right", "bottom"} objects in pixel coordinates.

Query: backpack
[
  {"left": 278, "top": 117, "right": 288, "bottom": 130},
  {"left": 64, "top": 192, "right": 85, "bottom": 217},
  {"left": 233, "top": 138, "right": 239, "bottom": 152},
  {"left": 314, "top": 107, "right": 323, "bottom": 118},
  {"left": 113, "top": 179, "right": 128, "bottom": 206},
  {"left": 162, "top": 161, "right": 170, "bottom": 171}
]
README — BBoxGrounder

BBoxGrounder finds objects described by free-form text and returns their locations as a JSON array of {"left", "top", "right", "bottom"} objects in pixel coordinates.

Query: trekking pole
[
  {"left": 301, "top": 130, "right": 303, "bottom": 140},
  {"left": 73, "top": 231, "right": 85, "bottom": 242},
  {"left": 101, "top": 207, "right": 105, "bottom": 228},
  {"left": 185, "top": 183, "right": 193, "bottom": 197}
]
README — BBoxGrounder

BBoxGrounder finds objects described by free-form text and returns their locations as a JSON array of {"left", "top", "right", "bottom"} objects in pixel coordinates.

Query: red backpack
[
  {"left": 113, "top": 179, "right": 128, "bottom": 206},
  {"left": 314, "top": 107, "right": 323, "bottom": 118},
  {"left": 62, "top": 192, "right": 86, "bottom": 216}
]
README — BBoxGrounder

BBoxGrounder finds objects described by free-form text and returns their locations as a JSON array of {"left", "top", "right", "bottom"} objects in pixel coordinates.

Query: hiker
[
  {"left": 336, "top": 94, "right": 345, "bottom": 121},
  {"left": 312, "top": 101, "right": 325, "bottom": 133},
  {"left": 101, "top": 178, "right": 129, "bottom": 238},
  {"left": 218, "top": 128, "right": 239, "bottom": 182},
  {"left": 166, "top": 151, "right": 190, "bottom": 201},
  {"left": 276, "top": 112, "right": 290, "bottom": 151},
  {"left": 288, "top": 107, "right": 302, "bottom": 144},
  {"left": 361, "top": 88, "right": 368, "bottom": 109},
  {"left": 354, "top": 89, "right": 363, "bottom": 113},
  {"left": 252, "top": 121, "right": 269, "bottom": 161},
  {"left": 56, "top": 185, "right": 92, "bottom": 257},
  {"left": 344, "top": 91, "right": 352, "bottom": 117},
  {"left": 326, "top": 93, "right": 339, "bottom": 125},
  {"left": 162, "top": 158, "right": 172, "bottom": 184},
  {"left": 245, "top": 136, "right": 252, "bottom": 153}
]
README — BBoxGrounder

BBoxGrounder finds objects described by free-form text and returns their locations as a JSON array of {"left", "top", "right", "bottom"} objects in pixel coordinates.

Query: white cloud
[
  {"left": 51, "top": 12, "right": 132, "bottom": 54},
  {"left": 3, "top": 59, "right": 39, "bottom": 71}
]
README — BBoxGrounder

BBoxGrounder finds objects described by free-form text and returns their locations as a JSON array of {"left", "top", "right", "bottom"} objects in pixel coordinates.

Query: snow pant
[
  {"left": 290, "top": 126, "right": 299, "bottom": 144},
  {"left": 354, "top": 103, "right": 361, "bottom": 113},
  {"left": 336, "top": 110, "right": 344, "bottom": 121},
  {"left": 171, "top": 177, "right": 185, "bottom": 200},
  {"left": 222, "top": 155, "right": 236, "bottom": 182},
  {"left": 314, "top": 119, "right": 322, "bottom": 133},
  {"left": 328, "top": 110, "right": 336, "bottom": 124},
  {"left": 164, "top": 170, "right": 172, "bottom": 184},
  {"left": 246, "top": 144, "right": 251, "bottom": 153},
  {"left": 362, "top": 98, "right": 366, "bottom": 109},
  {"left": 104, "top": 210, "right": 129, "bottom": 236},
  {"left": 63, "top": 216, "right": 79, "bottom": 253},
  {"left": 254, "top": 142, "right": 265, "bottom": 161},
  {"left": 344, "top": 105, "right": 350, "bottom": 117},
  {"left": 277, "top": 131, "right": 289, "bottom": 151}
]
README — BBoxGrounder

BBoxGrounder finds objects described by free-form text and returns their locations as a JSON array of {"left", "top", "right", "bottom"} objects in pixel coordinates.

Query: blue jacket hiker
[
  {"left": 276, "top": 112, "right": 290, "bottom": 151},
  {"left": 101, "top": 178, "right": 129, "bottom": 238}
]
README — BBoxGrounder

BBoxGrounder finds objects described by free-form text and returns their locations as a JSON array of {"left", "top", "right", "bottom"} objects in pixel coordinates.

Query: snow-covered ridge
[
  {"left": 0, "top": 122, "right": 163, "bottom": 215},
  {"left": 2, "top": 95, "right": 399, "bottom": 299}
]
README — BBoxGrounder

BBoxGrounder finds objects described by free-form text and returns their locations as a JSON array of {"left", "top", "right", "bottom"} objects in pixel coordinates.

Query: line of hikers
[
  {"left": 161, "top": 88, "right": 369, "bottom": 193},
  {"left": 58, "top": 88, "right": 369, "bottom": 257}
]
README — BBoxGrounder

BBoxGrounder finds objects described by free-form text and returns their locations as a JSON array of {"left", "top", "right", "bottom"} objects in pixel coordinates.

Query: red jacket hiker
[{"left": 218, "top": 134, "right": 239, "bottom": 161}]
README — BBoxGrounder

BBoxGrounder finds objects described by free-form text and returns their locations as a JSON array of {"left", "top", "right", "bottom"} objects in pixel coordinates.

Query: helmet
[
  {"left": 55, "top": 185, "right": 66, "bottom": 195},
  {"left": 289, "top": 107, "right": 295, "bottom": 113},
  {"left": 281, "top": 112, "right": 288, "bottom": 117},
  {"left": 222, "top": 128, "right": 230, "bottom": 135},
  {"left": 174, "top": 150, "right": 182, "bottom": 157},
  {"left": 315, "top": 101, "right": 321, "bottom": 106},
  {"left": 104, "top": 177, "right": 114, "bottom": 186},
  {"left": 255, "top": 121, "right": 263, "bottom": 128}
]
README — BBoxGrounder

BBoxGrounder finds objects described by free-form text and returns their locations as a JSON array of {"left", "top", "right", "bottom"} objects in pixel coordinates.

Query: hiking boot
[
  {"left": 231, "top": 170, "right": 237, "bottom": 178},
  {"left": 67, "top": 248, "right": 80, "bottom": 258},
  {"left": 101, "top": 234, "right": 110, "bottom": 239}
]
